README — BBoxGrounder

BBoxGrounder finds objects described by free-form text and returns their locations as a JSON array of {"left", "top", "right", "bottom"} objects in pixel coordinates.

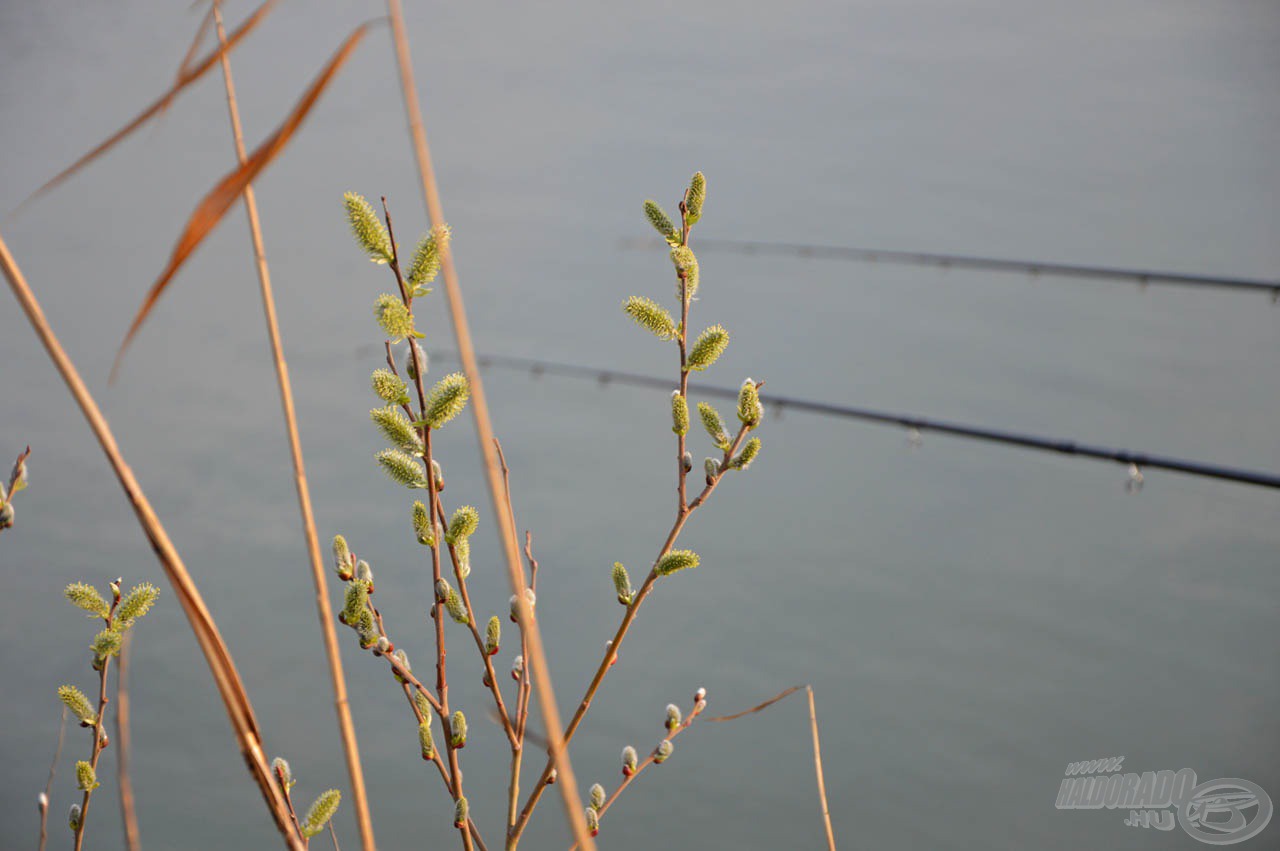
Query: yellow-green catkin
[
  {"left": 376, "top": 449, "right": 427, "bottom": 488},
  {"left": 670, "top": 245, "right": 699, "bottom": 297},
  {"left": 419, "top": 718, "right": 435, "bottom": 759},
  {"left": 612, "top": 562, "right": 633, "bottom": 605},
  {"left": 655, "top": 549, "right": 699, "bottom": 576},
  {"left": 407, "top": 224, "right": 451, "bottom": 292},
  {"left": 623, "top": 296, "right": 677, "bottom": 340},
  {"left": 454, "top": 796, "right": 469, "bottom": 829},
  {"left": 737, "top": 378, "right": 763, "bottom": 428},
  {"left": 373, "top": 294, "right": 416, "bottom": 342},
  {"left": 643, "top": 200, "right": 679, "bottom": 244},
  {"left": 333, "top": 535, "right": 354, "bottom": 580},
  {"left": 425, "top": 373, "right": 470, "bottom": 429},
  {"left": 371, "top": 407, "right": 423, "bottom": 454},
  {"left": 685, "top": 171, "right": 706, "bottom": 226},
  {"left": 731, "top": 437, "right": 761, "bottom": 470},
  {"left": 301, "top": 789, "right": 341, "bottom": 838},
  {"left": 697, "top": 402, "right": 731, "bottom": 450},
  {"left": 671, "top": 391, "right": 689, "bottom": 435},
  {"left": 75, "top": 761, "right": 99, "bottom": 792},
  {"left": 371, "top": 369, "right": 409, "bottom": 405},
  {"left": 485, "top": 616, "right": 501, "bottom": 655},
  {"left": 445, "top": 505, "right": 479, "bottom": 545},
  {"left": 589, "top": 783, "right": 606, "bottom": 810},
  {"left": 655, "top": 739, "right": 674, "bottom": 763},
  {"left": 412, "top": 501, "right": 434, "bottom": 546},
  {"left": 686, "top": 325, "right": 728, "bottom": 371},
  {"left": 116, "top": 583, "right": 159, "bottom": 628},
  {"left": 343, "top": 192, "right": 392, "bottom": 263},
  {"left": 450, "top": 711, "right": 468, "bottom": 748},
  {"left": 64, "top": 582, "right": 109, "bottom": 618},
  {"left": 58, "top": 685, "right": 96, "bottom": 725},
  {"left": 444, "top": 587, "right": 469, "bottom": 625}
]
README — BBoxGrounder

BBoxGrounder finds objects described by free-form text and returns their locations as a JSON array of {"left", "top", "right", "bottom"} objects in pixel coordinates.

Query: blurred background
[{"left": 2, "top": 1, "right": 1278, "bottom": 848}]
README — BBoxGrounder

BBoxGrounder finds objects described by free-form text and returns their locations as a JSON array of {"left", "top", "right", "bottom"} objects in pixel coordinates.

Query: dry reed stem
[
  {"left": 116, "top": 631, "right": 141, "bottom": 851},
  {"left": 381, "top": 4, "right": 594, "bottom": 847},
  {"left": 0, "top": 232, "right": 304, "bottom": 850},
  {"left": 37, "top": 706, "right": 67, "bottom": 851},
  {"left": 211, "top": 7, "right": 376, "bottom": 850}
]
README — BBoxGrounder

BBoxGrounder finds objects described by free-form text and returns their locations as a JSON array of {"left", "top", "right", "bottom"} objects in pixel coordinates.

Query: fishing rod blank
[
  {"left": 620, "top": 238, "right": 1280, "bottom": 297},
  {"left": 424, "top": 350, "right": 1280, "bottom": 492}
]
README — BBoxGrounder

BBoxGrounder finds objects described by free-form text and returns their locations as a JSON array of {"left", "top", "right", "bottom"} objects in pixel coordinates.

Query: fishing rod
[
  {"left": 619, "top": 237, "right": 1280, "bottom": 297},
  {"left": 415, "top": 349, "right": 1280, "bottom": 492}
]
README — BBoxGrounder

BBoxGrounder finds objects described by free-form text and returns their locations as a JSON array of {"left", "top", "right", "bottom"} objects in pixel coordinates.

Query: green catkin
[
  {"left": 376, "top": 449, "right": 427, "bottom": 488},
  {"left": 731, "top": 437, "right": 761, "bottom": 470},
  {"left": 64, "top": 583, "right": 109, "bottom": 618},
  {"left": 643, "top": 200, "right": 679, "bottom": 243},
  {"left": 454, "top": 796, "right": 469, "bottom": 829},
  {"left": 623, "top": 296, "right": 677, "bottom": 340},
  {"left": 454, "top": 537, "right": 471, "bottom": 579},
  {"left": 451, "top": 711, "right": 467, "bottom": 748},
  {"left": 371, "top": 369, "right": 409, "bottom": 405},
  {"left": 411, "top": 501, "right": 433, "bottom": 546},
  {"left": 58, "top": 685, "right": 96, "bottom": 725},
  {"left": 612, "top": 562, "right": 633, "bottom": 606},
  {"left": 655, "top": 549, "right": 699, "bottom": 576},
  {"left": 445, "top": 505, "right": 479, "bottom": 544},
  {"left": 333, "top": 535, "right": 353, "bottom": 580},
  {"left": 116, "top": 583, "right": 159, "bottom": 628},
  {"left": 373, "top": 294, "right": 416, "bottom": 342},
  {"left": 590, "top": 783, "right": 606, "bottom": 810},
  {"left": 697, "top": 402, "right": 731, "bottom": 449},
  {"left": 485, "top": 616, "right": 501, "bottom": 655},
  {"left": 76, "top": 761, "right": 99, "bottom": 792},
  {"left": 419, "top": 718, "right": 435, "bottom": 759},
  {"left": 407, "top": 224, "right": 451, "bottom": 291},
  {"left": 685, "top": 171, "right": 706, "bottom": 225},
  {"left": 415, "top": 691, "right": 433, "bottom": 720},
  {"left": 90, "top": 629, "right": 121, "bottom": 663},
  {"left": 370, "top": 407, "right": 424, "bottom": 454},
  {"left": 445, "top": 588, "right": 469, "bottom": 625},
  {"left": 342, "top": 581, "right": 370, "bottom": 624},
  {"left": 424, "top": 373, "right": 470, "bottom": 429},
  {"left": 343, "top": 192, "right": 392, "bottom": 263},
  {"left": 670, "top": 245, "right": 699, "bottom": 297},
  {"left": 686, "top": 325, "right": 729, "bottom": 371},
  {"left": 671, "top": 392, "right": 689, "bottom": 435},
  {"left": 301, "top": 789, "right": 341, "bottom": 838},
  {"left": 737, "top": 378, "right": 763, "bottom": 428},
  {"left": 705, "top": 457, "right": 721, "bottom": 480}
]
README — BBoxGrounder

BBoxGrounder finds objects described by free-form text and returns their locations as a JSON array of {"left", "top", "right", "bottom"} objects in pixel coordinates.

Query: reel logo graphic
[{"left": 1055, "top": 758, "right": 1272, "bottom": 845}]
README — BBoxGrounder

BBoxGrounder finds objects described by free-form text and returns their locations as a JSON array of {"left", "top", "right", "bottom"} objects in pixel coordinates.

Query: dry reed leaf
[
  {"left": 19, "top": 0, "right": 279, "bottom": 208},
  {"left": 111, "top": 21, "right": 371, "bottom": 381},
  {"left": 174, "top": 3, "right": 217, "bottom": 84}
]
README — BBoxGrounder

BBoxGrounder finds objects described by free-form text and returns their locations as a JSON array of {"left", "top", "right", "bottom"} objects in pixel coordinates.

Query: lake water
[{"left": 2, "top": 1, "right": 1278, "bottom": 848}]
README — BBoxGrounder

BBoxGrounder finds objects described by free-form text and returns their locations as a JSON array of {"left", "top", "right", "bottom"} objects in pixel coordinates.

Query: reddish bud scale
[{"left": 622, "top": 766, "right": 634, "bottom": 777}]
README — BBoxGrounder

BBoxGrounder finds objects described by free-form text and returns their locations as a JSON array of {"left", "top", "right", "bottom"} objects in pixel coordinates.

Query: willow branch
[
  {"left": 382, "top": 4, "right": 593, "bottom": 847},
  {"left": 37, "top": 706, "right": 67, "bottom": 851}
]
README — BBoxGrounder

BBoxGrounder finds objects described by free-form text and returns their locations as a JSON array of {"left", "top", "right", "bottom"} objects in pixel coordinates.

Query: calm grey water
[{"left": 2, "top": 1, "right": 1278, "bottom": 848}]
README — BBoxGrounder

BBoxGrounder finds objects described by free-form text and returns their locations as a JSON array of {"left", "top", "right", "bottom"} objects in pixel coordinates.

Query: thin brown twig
[
  {"left": 37, "top": 706, "right": 67, "bottom": 851},
  {"left": 116, "top": 631, "right": 141, "bottom": 851},
  {"left": 211, "top": 8, "right": 376, "bottom": 850},
  {"left": 381, "top": 5, "right": 594, "bottom": 847},
  {"left": 0, "top": 232, "right": 304, "bottom": 850},
  {"left": 807, "top": 686, "right": 837, "bottom": 851}
]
